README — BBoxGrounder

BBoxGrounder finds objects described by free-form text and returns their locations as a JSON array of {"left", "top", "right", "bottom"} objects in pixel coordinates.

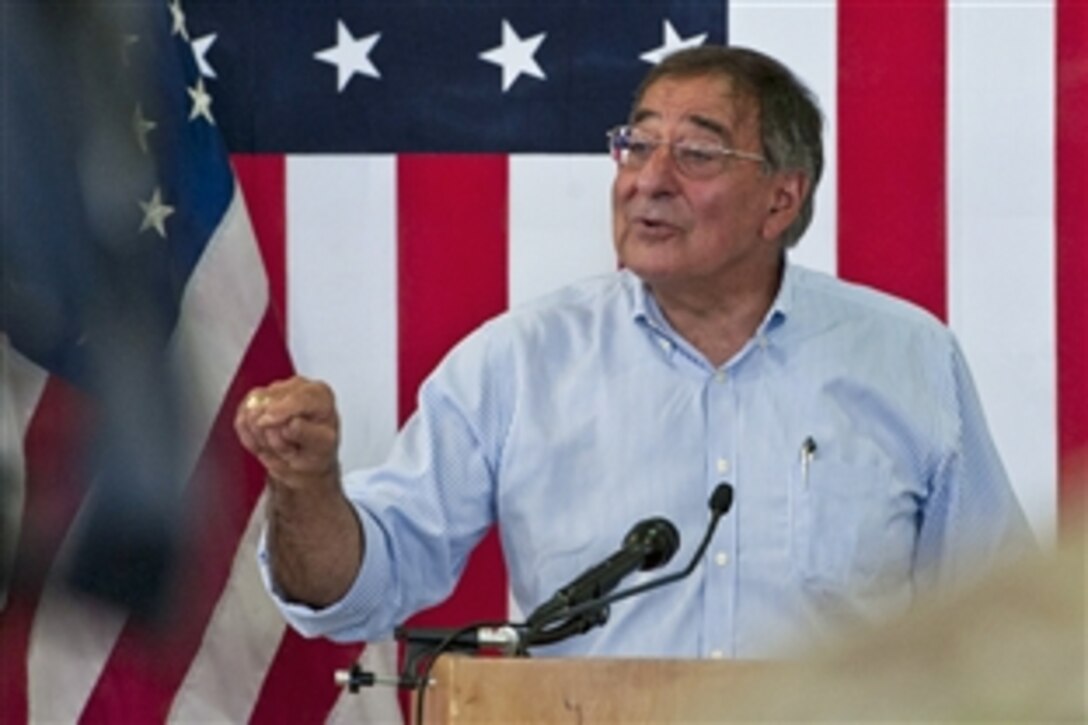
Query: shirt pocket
[{"left": 789, "top": 459, "right": 898, "bottom": 589}]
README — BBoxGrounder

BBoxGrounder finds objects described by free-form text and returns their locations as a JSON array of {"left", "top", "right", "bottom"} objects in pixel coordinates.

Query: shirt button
[
  {"left": 658, "top": 338, "right": 671, "bottom": 353},
  {"left": 714, "top": 552, "right": 729, "bottom": 567},
  {"left": 710, "top": 649, "right": 724, "bottom": 660},
  {"left": 714, "top": 370, "right": 727, "bottom": 383},
  {"left": 716, "top": 458, "right": 730, "bottom": 474}
]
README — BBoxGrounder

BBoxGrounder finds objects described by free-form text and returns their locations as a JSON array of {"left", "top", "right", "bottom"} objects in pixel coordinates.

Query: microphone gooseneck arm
[{"left": 523, "top": 482, "right": 734, "bottom": 644}]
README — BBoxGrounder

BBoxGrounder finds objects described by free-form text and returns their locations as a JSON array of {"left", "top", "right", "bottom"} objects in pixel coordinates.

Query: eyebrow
[{"left": 629, "top": 109, "right": 734, "bottom": 144}]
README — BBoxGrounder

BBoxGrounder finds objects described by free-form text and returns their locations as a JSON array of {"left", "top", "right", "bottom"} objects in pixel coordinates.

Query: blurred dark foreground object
[{"left": 2, "top": 3, "right": 190, "bottom": 622}]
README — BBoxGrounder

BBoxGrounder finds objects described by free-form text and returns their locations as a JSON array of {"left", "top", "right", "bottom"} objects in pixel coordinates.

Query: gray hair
[{"left": 632, "top": 46, "right": 824, "bottom": 248}]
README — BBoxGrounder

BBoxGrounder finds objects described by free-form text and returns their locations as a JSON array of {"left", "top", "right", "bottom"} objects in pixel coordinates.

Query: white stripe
[
  {"left": 728, "top": 0, "right": 839, "bottom": 274},
  {"left": 168, "top": 493, "right": 285, "bottom": 722},
  {"left": 27, "top": 186, "right": 269, "bottom": 720},
  {"left": 0, "top": 339, "right": 48, "bottom": 612},
  {"left": 508, "top": 156, "right": 616, "bottom": 306},
  {"left": 285, "top": 156, "right": 403, "bottom": 722},
  {"left": 286, "top": 155, "right": 398, "bottom": 470},
  {"left": 28, "top": 583, "right": 128, "bottom": 722},
  {"left": 171, "top": 186, "right": 270, "bottom": 467},
  {"left": 947, "top": 1, "right": 1058, "bottom": 542}
]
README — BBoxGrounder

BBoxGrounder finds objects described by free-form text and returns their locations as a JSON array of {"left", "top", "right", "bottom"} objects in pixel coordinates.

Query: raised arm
[{"left": 234, "top": 376, "right": 362, "bottom": 608}]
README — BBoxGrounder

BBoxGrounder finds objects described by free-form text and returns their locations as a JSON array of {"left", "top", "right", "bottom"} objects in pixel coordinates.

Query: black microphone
[
  {"left": 525, "top": 516, "right": 680, "bottom": 629},
  {"left": 340, "top": 483, "right": 737, "bottom": 697},
  {"left": 525, "top": 482, "right": 734, "bottom": 645}
]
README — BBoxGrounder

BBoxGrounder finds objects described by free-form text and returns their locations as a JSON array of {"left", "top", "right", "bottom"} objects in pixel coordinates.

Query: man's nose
[{"left": 634, "top": 142, "right": 681, "bottom": 193}]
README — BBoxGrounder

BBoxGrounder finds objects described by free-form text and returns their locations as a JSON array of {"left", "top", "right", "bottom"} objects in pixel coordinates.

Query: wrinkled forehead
[{"left": 631, "top": 72, "right": 761, "bottom": 139}]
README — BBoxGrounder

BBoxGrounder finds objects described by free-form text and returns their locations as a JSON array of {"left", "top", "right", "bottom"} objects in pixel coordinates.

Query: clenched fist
[
  {"left": 234, "top": 375, "right": 341, "bottom": 490},
  {"left": 234, "top": 376, "right": 361, "bottom": 605}
]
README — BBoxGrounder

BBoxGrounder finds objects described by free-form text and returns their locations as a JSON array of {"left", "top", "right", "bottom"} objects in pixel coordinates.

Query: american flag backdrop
[{"left": 1, "top": 0, "right": 1085, "bottom": 723}]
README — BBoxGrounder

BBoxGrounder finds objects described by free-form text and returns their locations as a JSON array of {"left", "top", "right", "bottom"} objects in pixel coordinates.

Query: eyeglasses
[{"left": 606, "top": 125, "right": 766, "bottom": 179}]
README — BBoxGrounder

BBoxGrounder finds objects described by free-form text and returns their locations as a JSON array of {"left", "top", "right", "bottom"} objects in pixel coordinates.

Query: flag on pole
[{"left": 0, "top": 2, "right": 375, "bottom": 722}]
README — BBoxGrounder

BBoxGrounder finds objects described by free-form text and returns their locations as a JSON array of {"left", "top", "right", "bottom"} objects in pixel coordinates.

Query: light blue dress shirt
[{"left": 263, "top": 263, "right": 1033, "bottom": 658}]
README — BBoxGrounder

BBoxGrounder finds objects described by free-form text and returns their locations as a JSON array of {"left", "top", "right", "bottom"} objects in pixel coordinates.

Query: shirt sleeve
[
  {"left": 913, "top": 337, "right": 1036, "bottom": 599},
  {"left": 256, "top": 318, "right": 515, "bottom": 642},
  {"left": 255, "top": 502, "right": 400, "bottom": 642}
]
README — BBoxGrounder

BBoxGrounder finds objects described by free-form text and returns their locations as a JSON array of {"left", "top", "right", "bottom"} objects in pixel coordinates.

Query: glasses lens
[{"left": 673, "top": 141, "right": 724, "bottom": 178}]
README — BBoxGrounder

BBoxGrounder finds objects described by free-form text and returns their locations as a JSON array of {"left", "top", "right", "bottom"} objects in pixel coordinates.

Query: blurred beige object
[
  {"left": 739, "top": 472, "right": 1087, "bottom": 722},
  {"left": 767, "top": 543, "right": 1082, "bottom": 721}
]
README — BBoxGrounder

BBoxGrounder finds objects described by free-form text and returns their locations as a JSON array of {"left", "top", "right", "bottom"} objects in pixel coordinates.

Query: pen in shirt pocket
[{"left": 799, "top": 436, "right": 817, "bottom": 486}]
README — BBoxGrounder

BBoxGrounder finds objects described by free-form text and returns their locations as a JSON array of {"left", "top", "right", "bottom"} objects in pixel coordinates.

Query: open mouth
[{"left": 634, "top": 216, "right": 679, "bottom": 235}]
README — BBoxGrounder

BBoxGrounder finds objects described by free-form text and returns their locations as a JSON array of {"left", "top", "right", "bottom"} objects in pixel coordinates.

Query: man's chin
[{"left": 618, "top": 260, "right": 680, "bottom": 287}]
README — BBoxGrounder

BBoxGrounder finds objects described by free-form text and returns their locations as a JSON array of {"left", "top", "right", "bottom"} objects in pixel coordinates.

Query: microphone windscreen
[
  {"left": 627, "top": 517, "right": 680, "bottom": 570},
  {"left": 709, "top": 482, "right": 734, "bottom": 516}
]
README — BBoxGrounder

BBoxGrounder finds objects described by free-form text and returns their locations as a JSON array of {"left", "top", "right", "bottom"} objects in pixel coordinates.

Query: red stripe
[
  {"left": 0, "top": 379, "right": 91, "bottom": 724},
  {"left": 396, "top": 155, "right": 511, "bottom": 716},
  {"left": 396, "top": 155, "right": 509, "bottom": 420},
  {"left": 78, "top": 311, "right": 292, "bottom": 722},
  {"left": 233, "top": 155, "right": 289, "bottom": 328},
  {"left": 1056, "top": 0, "right": 1088, "bottom": 534},
  {"left": 837, "top": 0, "right": 948, "bottom": 320},
  {"left": 249, "top": 633, "right": 363, "bottom": 724}
]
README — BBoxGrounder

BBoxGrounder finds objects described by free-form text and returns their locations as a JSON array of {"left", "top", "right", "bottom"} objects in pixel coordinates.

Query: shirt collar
[
  {"left": 626, "top": 258, "right": 797, "bottom": 339},
  {"left": 626, "top": 269, "right": 656, "bottom": 326},
  {"left": 762, "top": 257, "right": 796, "bottom": 335}
]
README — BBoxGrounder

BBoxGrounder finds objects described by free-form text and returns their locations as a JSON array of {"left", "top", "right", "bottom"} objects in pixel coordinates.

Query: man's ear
[{"left": 761, "top": 171, "right": 810, "bottom": 242}]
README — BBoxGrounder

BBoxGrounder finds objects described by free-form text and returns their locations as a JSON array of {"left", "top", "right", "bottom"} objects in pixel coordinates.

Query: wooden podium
[{"left": 420, "top": 655, "right": 783, "bottom": 723}]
